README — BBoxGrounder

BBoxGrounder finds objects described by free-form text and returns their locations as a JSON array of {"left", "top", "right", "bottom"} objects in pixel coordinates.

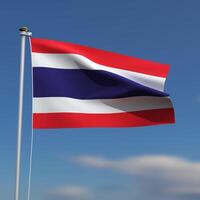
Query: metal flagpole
[{"left": 15, "top": 27, "right": 32, "bottom": 200}]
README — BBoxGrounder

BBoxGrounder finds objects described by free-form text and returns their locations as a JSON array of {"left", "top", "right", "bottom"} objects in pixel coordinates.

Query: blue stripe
[{"left": 33, "top": 67, "right": 168, "bottom": 99}]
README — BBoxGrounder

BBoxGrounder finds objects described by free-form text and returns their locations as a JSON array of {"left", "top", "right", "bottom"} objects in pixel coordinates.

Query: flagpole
[{"left": 15, "top": 27, "right": 32, "bottom": 200}]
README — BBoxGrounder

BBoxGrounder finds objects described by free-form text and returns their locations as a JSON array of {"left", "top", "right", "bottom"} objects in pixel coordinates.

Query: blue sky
[{"left": 1, "top": 0, "right": 200, "bottom": 200}]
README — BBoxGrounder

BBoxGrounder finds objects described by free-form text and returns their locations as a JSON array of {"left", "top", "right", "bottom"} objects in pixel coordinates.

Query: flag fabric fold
[{"left": 30, "top": 38, "right": 175, "bottom": 128}]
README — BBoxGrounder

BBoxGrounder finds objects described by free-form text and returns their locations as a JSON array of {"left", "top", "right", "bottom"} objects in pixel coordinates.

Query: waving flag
[{"left": 30, "top": 38, "right": 175, "bottom": 128}]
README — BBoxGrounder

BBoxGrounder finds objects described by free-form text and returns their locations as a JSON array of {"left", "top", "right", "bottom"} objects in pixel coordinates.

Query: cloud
[
  {"left": 72, "top": 155, "right": 112, "bottom": 168},
  {"left": 50, "top": 185, "right": 91, "bottom": 200},
  {"left": 197, "top": 95, "right": 200, "bottom": 103},
  {"left": 72, "top": 155, "right": 200, "bottom": 199}
]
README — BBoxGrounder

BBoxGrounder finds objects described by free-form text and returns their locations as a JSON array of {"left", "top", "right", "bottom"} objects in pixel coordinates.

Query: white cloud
[
  {"left": 72, "top": 155, "right": 112, "bottom": 168},
  {"left": 51, "top": 185, "right": 91, "bottom": 199},
  {"left": 72, "top": 155, "right": 200, "bottom": 198}
]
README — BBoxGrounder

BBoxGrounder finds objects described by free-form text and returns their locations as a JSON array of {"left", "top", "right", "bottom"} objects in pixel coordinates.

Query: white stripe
[
  {"left": 33, "top": 96, "right": 173, "bottom": 114},
  {"left": 32, "top": 53, "right": 166, "bottom": 92}
]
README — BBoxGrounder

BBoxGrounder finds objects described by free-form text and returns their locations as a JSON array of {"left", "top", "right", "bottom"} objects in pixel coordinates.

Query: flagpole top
[
  {"left": 19, "top": 26, "right": 32, "bottom": 37},
  {"left": 19, "top": 26, "right": 29, "bottom": 32}
]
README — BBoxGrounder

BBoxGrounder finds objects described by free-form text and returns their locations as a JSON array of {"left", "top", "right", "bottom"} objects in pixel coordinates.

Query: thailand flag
[{"left": 30, "top": 38, "right": 175, "bottom": 129}]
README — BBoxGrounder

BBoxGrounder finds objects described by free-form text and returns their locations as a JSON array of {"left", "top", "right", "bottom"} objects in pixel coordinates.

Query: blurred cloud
[
  {"left": 49, "top": 185, "right": 91, "bottom": 200},
  {"left": 72, "top": 155, "right": 200, "bottom": 199},
  {"left": 197, "top": 95, "right": 200, "bottom": 103}
]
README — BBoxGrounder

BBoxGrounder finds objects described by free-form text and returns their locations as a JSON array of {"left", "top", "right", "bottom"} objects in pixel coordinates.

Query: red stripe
[
  {"left": 31, "top": 38, "right": 169, "bottom": 77},
  {"left": 33, "top": 108, "right": 175, "bottom": 129}
]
